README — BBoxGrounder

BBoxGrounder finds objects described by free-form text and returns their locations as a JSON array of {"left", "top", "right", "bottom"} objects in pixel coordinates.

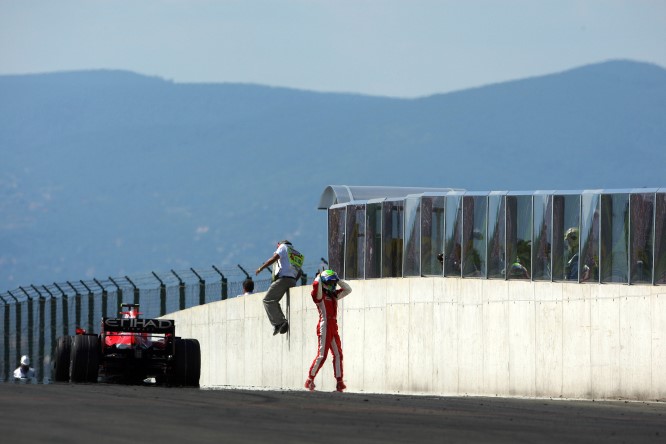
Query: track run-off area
[{"left": 0, "top": 382, "right": 664, "bottom": 443}]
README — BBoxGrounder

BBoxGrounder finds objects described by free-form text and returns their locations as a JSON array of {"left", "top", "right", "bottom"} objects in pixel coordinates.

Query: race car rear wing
[{"left": 102, "top": 318, "right": 176, "bottom": 334}]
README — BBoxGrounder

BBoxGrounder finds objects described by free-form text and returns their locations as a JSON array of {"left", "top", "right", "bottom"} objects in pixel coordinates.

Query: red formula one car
[{"left": 53, "top": 303, "right": 200, "bottom": 386}]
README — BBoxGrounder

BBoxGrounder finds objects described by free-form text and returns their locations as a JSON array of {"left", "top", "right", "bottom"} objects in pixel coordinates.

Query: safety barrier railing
[
  {"left": 327, "top": 188, "right": 666, "bottom": 284},
  {"left": 0, "top": 264, "right": 312, "bottom": 382}
]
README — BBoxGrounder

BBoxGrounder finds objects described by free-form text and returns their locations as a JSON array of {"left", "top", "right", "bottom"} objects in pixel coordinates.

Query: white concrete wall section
[{"left": 167, "top": 279, "right": 666, "bottom": 401}]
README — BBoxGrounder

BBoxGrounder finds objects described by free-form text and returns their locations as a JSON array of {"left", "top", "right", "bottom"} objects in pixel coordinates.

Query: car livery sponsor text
[{"left": 103, "top": 318, "right": 175, "bottom": 333}]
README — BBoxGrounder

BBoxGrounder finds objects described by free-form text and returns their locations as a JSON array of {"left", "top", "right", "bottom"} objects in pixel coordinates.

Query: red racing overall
[{"left": 306, "top": 278, "right": 352, "bottom": 389}]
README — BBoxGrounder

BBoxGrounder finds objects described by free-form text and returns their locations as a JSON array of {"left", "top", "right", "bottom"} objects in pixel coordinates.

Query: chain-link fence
[{"left": 0, "top": 264, "right": 313, "bottom": 382}]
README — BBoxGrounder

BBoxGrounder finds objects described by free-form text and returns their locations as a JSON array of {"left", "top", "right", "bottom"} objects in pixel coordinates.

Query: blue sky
[{"left": 1, "top": 0, "right": 664, "bottom": 97}]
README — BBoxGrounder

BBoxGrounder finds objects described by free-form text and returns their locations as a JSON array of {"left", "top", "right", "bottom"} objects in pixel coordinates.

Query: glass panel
[
  {"left": 487, "top": 194, "right": 506, "bottom": 279},
  {"left": 462, "top": 195, "right": 487, "bottom": 278},
  {"left": 655, "top": 193, "right": 666, "bottom": 284},
  {"left": 328, "top": 207, "right": 345, "bottom": 278},
  {"left": 344, "top": 204, "right": 365, "bottom": 280},
  {"left": 443, "top": 195, "right": 462, "bottom": 277},
  {"left": 365, "top": 203, "right": 382, "bottom": 279},
  {"left": 630, "top": 193, "right": 654, "bottom": 284},
  {"left": 506, "top": 195, "right": 532, "bottom": 280},
  {"left": 403, "top": 197, "right": 421, "bottom": 277},
  {"left": 382, "top": 201, "right": 404, "bottom": 278},
  {"left": 552, "top": 195, "right": 581, "bottom": 282},
  {"left": 532, "top": 195, "right": 552, "bottom": 281},
  {"left": 421, "top": 196, "right": 445, "bottom": 276},
  {"left": 600, "top": 194, "right": 629, "bottom": 283},
  {"left": 580, "top": 194, "right": 600, "bottom": 283}
]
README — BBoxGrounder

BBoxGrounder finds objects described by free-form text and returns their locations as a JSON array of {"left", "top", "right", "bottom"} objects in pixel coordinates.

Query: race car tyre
[
  {"left": 70, "top": 334, "right": 100, "bottom": 383},
  {"left": 172, "top": 338, "right": 188, "bottom": 386},
  {"left": 184, "top": 339, "right": 201, "bottom": 387},
  {"left": 53, "top": 336, "right": 72, "bottom": 382}
]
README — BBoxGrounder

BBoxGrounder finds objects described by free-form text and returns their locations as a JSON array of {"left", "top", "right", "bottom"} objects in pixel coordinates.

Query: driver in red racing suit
[{"left": 304, "top": 269, "right": 352, "bottom": 392}]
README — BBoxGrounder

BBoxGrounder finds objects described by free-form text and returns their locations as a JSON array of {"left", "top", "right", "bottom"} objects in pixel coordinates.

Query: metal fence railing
[{"left": 0, "top": 264, "right": 313, "bottom": 382}]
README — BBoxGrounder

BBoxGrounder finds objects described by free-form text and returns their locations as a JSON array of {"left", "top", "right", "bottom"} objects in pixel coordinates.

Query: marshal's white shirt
[{"left": 14, "top": 366, "right": 36, "bottom": 379}]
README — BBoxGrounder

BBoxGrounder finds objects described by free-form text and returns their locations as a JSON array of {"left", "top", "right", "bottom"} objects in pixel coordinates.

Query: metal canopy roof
[
  {"left": 318, "top": 186, "right": 666, "bottom": 210},
  {"left": 318, "top": 185, "right": 463, "bottom": 209}
]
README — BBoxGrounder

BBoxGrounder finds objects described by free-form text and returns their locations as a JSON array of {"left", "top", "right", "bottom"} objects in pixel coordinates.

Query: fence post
[
  {"left": 18, "top": 287, "right": 34, "bottom": 370},
  {"left": 190, "top": 268, "right": 206, "bottom": 305},
  {"left": 108, "top": 277, "right": 123, "bottom": 308},
  {"left": 0, "top": 295, "right": 10, "bottom": 381},
  {"left": 7, "top": 291, "right": 21, "bottom": 368},
  {"left": 42, "top": 285, "right": 57, "bottom": 381},
  {"left": 79, "top": 281, "right": 95, "bottom": 333},
  {"left": 93, "top": 279, "right": 108, "bottom": 319},
  {"left": 152, "top": 272, "right": 167, "bottom": 316},
  {"left": 29, "top": 285, "right": 46, "bottom": 383},
  {"left": 212, "top": 265, "right": 228, "bottom": 300},
  {"left": 66, "top": 281, "right": 81, "bottom": 329},
  {"left": 125, "top": 276, "right": 139, "bottom": 306},
  {"left": 53, "top": 283, "right": 69, "bottom": 337},
  {"left": 171, "top": 270, "right": 185, "bottom": 311}
]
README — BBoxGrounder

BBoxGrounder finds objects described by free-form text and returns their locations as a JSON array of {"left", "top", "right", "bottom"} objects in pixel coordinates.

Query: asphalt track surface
[{"left": 1, "top": 382, "right": 664, "bottom": 444}]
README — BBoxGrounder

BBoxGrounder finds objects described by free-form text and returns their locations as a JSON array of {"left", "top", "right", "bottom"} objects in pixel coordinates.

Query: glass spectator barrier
[
  {"left": 328, "top": 205, "right": 346, "bottom": 278},
  {"left": 552, "top": 192, "right": 581, "bottom": 282},
  {"left": 382, "top": 200, "right": 404, "bottom": 278},
  {"left": 506, "top": 193, "right": 533, "bottom": 280},
  {"left": 487, "top": 192, "right": 507, "bottom": 279},
  {"left": 403, "top": 195, "right": 421, "bottom": 277},
  {"left": 443, "top": 192, "right": 463, "bottom": 277},
  {"left": 364, "top": 200, "right": 383, "bottom": 279},
  {"left": 345, "top": 203, "right": 366, "bottom": 280},
  {"left": 629, "top": 190, "right": 657, "bottom": 284},
  {"left": 579, "top": 192, "right": 600, "bottom": 283},
  {"left": 421, "top": 196, "right": 445, "bottom": 277},
  {"left": 324, "top": 188, "right": 666, "bottom": 286},
  {"left": 655, "top": 191, "right": 666, "bottom": 284},
  {"left": 462, "top": 193, "right": 488, "bottom": 278},
  {"left": 532, "top": 192, "right": 552, "bottom": 281},
  {"left": 600, "top": 193, "right": 630, "bottom": 283}
]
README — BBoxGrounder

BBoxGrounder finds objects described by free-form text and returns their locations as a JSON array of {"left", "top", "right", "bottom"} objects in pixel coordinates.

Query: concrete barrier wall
[{"left": 168, "top": 278, "right": 666, "bottom": 401}]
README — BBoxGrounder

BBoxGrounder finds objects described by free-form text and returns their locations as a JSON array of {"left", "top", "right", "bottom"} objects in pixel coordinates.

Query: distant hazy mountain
[{"left": 1, "top": 60, "right": 664, "bottom": 291}]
